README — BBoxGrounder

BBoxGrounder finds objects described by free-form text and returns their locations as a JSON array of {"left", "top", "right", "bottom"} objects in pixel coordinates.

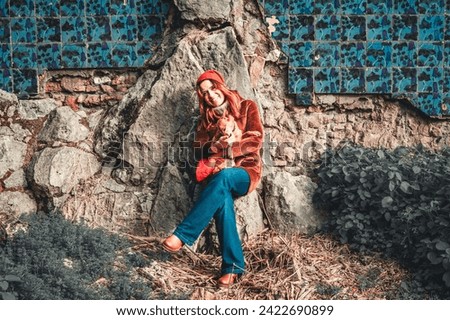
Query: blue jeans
[{"left": 173, "top": 167, "right": 250, "bottom": 275}]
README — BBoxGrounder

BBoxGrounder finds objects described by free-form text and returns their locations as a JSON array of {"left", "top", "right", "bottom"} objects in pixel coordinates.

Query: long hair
[{"left": 196, "top": 80, "right": 242, "bottom": 131}]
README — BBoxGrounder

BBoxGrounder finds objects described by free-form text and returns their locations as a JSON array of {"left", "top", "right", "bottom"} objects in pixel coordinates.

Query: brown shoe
[
  {"left": 217, "top": 273, "right": 239, "bottom": 288},
  {"left": 162, "top": 235, "right": 183, "bottom": 253}
]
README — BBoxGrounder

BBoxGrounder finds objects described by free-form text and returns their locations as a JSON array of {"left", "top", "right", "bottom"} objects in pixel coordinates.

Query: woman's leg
[{"left": 173, "top": 168, "right": 250, "bottom": 273}]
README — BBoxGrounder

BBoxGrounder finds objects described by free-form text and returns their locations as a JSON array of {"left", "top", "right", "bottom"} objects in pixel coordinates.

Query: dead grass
[{"left": 128, "top": 230, "right": 409, "bottom": 300}]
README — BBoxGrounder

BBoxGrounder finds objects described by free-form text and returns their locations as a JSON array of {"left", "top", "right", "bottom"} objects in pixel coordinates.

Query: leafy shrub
[
  {"left": 313, "top": 144, "right": 450, "bottom": 298},
  {"left": 0, "top": 212, "right": 150, "bottom": 299}
]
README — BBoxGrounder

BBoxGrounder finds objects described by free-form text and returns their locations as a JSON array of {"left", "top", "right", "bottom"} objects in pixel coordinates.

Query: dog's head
[{"left": 217, "top": 116, "right": 235, "bottom": 137}]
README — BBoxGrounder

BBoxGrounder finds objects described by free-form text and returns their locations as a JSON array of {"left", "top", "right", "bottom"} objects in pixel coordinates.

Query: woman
[{"left": 162, "top": 69, "right": 264, "bottom": 287}]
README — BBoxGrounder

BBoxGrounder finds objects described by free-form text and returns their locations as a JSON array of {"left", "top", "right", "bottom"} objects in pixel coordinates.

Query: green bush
[
  {"left": 313, "top": 144, "right": 450, "bottom": 298},
  {"left": 0, "top": 212, "right": 150, "bottom": 300}
]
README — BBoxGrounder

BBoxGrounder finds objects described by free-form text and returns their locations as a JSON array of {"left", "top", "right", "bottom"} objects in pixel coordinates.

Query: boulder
[
  {"left": 0, "top": 136, "right": 27, "bottom": 177},
  {"left": 38, "top": 106, "right": 89, "bottom": 143},
  {"left": 264, "top": 170, "right": 324, "bottom": 235},
  {"left": 30, "top": 147, "right": 100, "bottom": 197}
]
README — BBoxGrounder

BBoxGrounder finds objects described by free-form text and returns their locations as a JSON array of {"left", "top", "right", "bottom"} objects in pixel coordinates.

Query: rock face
[
  {"left": 2, "top": 0, "right": 450, "bottom": 244},
  {"left": 264, "top": 170, "right": 324, "bottom": 235}
]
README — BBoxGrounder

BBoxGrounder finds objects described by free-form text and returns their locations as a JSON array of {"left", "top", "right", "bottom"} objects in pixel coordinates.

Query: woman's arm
[{"left": 230, "top": 100, "right": 263, "bottom": 158}]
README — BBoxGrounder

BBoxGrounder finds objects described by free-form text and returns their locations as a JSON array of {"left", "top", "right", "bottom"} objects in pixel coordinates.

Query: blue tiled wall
[
  {"left": 0, "top": 0, "right": 169, "bottom": 97},
  {"left": 262, "top": 0, "right": 450, "bottom": 117}
]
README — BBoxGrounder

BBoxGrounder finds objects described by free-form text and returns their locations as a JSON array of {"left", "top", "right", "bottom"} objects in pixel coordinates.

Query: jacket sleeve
[
  {"left": 231, "top": 101, "right": 264, "bottom": 158},
  {"left": 193, "top": 124, "right": 212, "bottom": 161}
]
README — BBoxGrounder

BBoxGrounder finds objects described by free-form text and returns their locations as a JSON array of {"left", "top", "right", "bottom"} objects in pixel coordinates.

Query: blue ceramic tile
[
  {"left": 12, "top": 44, "right": 37, "bottom": 68},
  {"left": 341, "top": 15, "right": 366, "bottom": 41},
  {"left": 314, "top": 68, "right": 340, "bottom": 93},
  {"left": 136, "top": 0, "right": 163, "bottom": 15},
  {"left": 61, "top": 43, "right": 87, "bottom": 68},
  {"left": 60, "top": 0, "right": 85, "bottom": 17},
  {"left": 290, "top": 15, "right": 314, "bottom": 41},
  {"left": 341, "top": 68, "right": 365, "bottom": 93},
  {"left": 315, "top": 15, "right": 339, "bottom": 41},
  {"left": 444, "top": 42, "right": 450, "bottom": 67},
  {"left": 392, "top": 41, "right": 416, "bottom": 67},
  {"left": 36, "top": 18, "right": 61, "bottom": 42},
  {"left": 295, "top": 93, "right": 314, "bottom": 105},
  {"left": 267, "top": 15, "right": 288, "bottom": 41},
  {"left": 367, "top": 15, "right": 392, "bottom": 41},
  {"left": 35, "top": 0, "right": 60, "bottom": 17},
  {"left": 12, "top": 69, "right": 38, "bottom": 96},
  {"left": 393, "top": 67, "right": 417, "bottom": 92},
  {"left": 445, "top": 15, "right": 450, "bottom": 40},
  {"left": 9, "top": 0, "right": 34, "bottom": 17},
  {"left": 418, "top": 0, "right": 444, "bottom": 14},
  {"left": 417, "top": 93, "right": 442, "bottom": 116},
  {"left": 366, "top": 42, "right": 392, "bottom": 67},
  {"left": 111, "top": 0, "right": 136, "bottom": 15},
  {"left": 0, "top": 0, "right": 9, "bottom": 17},
  {"left": 313, "top": 0, "right": 339, "bottom": 15},
  {"left": 160, "top": 0, "right": 170, "bottom": 15},
  {"left": 341, "top": 42, "right": 366, "bottom": 67},
  {"left": 366, "top": 0, "right": 393, "bottom": 14},
  {"left": 289, "top": 42, "right": 314, "bottom": 67},
  {"left": 366, "top": 67, "right": 391, "bottom": 93},
  {"left": 314, "top": 42, "right": 340, "bottom": 67},
  {"left": 264, "top": 0, "right": 288, "bottom": 15},
  {"left": 135, "top": 40, "right": 153, "bottom": 66},
  {"left": 137, "top": 15, "right": 162, "bottom": 41},
  {"left": 444, "top": 67, "right": 450, "bottom": 92},
  {"left": 419, "top": 16, "right": 444, "bottom": 41},
  {"left": 111, "top": 42, "right": 137, "bottom": 67},
  {"left": 393, "top": 15, "right": 418, "bottom": 41},
  {"left": 11, "top": 18, "right": 36, "bottom": 43},
  {"left": 86, "top": 16, "right": 111, "bottom": 41},
  {"left": 418, "top": 42, "right": 443, "bottom": 67},
  {"left": 442, "top": 97, "right": 450, "bottom": 115},
  {"left": 290, "top": 0, "right": 313, "bottom": 14},
  {"left": 0, "top": 43, "right": 11, "bottom": 68},
  {"left": 37, "top": 43, "right": 61, "bottom": 69},
  {"left": 111, "top": 15, "right": 138, "bottom": 42},
  {"left": 87, "top": 42, "right": 112, "bottom": 67},
  {"left": 61, "top": 17, "right": 85, "bottom": 43},
  {"left": 86, "top": 0, "right": 110, "bottom": 16},
  {"left": 0, "top": 18, "right": 10, "bottom": 43},
  {"left": 278, "top": 42, "right": 290, "bottom": 64},
  {"left": 417, "top": 67, "right": 443, "bottom": 93},
  {"left": 288, "top": 68, "right": 313, "bottom": 93},
  {"left": 0, "top": 69, "right": 12, "bottom": 92},
  {"left": 394, "top": 0, "right": 417, "bottom": 14},
  {"left": 340, "top": 0, "right": 366, "bottom": 15}
]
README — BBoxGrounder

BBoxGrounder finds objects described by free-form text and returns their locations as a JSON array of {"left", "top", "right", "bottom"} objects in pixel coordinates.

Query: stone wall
[{"left": 1, "top": 0, "right": 450, "bottom": 243}]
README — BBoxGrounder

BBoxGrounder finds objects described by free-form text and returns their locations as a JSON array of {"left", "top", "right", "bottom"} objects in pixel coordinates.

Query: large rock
[
  {"left": 0, "top": 89, "right": 19, "bottom": 110},
  {"left": 174, "top": 0, "right": 232, "bottom": 22},
  {"left": 62, "top": 179, "right": 149, "bottom": 235},
  {"left": 150, "top": 163, "right": 192, "bottom": 234},
  {"left": 0, "top": 191, "right": 37, "bottom": 219},
  {"left": 0, "top": 136, "right": 27, "bottom": 177},
  {"left": 235, "top": 191, "right": 265, "bottom": 239},
  {"left": 38, "top": 106, "right": 89, "bottom": 143},
  {"left": 17, "top": 98, "right": 58, "bottom": 120},
  {"left": 264, "top": 170, "right": 324, "bottom": 235},
  {"left": 30, "top": 147, "right": 101, "bottom": 197}
]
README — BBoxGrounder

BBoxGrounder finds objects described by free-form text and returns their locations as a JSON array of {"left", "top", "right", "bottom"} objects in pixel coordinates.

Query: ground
[{"left": 130, "top": 231, "right": 408, "bottom": 300}]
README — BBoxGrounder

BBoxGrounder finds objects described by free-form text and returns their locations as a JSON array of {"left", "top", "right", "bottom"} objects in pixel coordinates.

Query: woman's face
[{"left": 198, "top": 80, "right": 225, "bottom": 107}]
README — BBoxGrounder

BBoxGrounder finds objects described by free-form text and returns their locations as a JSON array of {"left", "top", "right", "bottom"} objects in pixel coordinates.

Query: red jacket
[{"left": 193, "top": 98, "right": 264, "bottom": 194}]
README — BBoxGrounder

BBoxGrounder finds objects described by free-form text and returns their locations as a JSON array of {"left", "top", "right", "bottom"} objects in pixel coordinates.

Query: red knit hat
[{"left": 196, "top": 69, "right": 225, "bottom": 86}]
